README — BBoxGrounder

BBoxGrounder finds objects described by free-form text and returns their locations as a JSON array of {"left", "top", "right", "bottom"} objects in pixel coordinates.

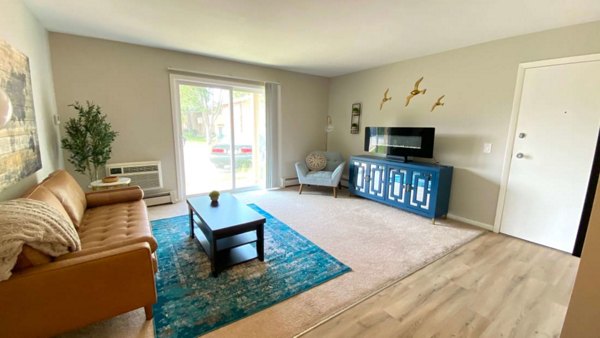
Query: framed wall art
[{"left": 0, "top": 39, "right": 42, "bottom": 191}]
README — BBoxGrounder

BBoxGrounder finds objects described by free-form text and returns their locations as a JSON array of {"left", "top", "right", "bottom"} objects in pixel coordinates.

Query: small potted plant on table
[{"left": 209, "top": 190, "right": 220, "bottom": 206}]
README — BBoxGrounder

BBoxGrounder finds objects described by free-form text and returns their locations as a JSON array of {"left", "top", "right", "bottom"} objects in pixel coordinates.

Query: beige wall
[
  {"left": 0, "top": 0, "right": 61, "bottom": 200},
  {"left": 49, "top": 33, "right": 330, "bottom": 193},
  {"left": 327, "top": 21, "right": 600, "bottom": 226},
  {"left": 562, "top": 180, "right": 600, "bottom": 337}
]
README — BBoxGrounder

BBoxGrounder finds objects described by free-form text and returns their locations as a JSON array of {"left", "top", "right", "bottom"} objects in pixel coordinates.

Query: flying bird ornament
[
  {"left": 379, "top": 88, "right": 392, "bottom": 110},
  {"left": 431, "top": 95, "right": 445, "bottom": 112},
  {"left": 405, "top": 77, "right": 427, "bottom": 107}
]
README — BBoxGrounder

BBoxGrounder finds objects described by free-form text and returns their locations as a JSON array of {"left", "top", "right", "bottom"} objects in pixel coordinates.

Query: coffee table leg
[
  {"left": 257, "top": 223, "right": 264, "bottom": 261},
  {"left": 189, "top": 208, "right": 194, "bottom": 239},
  {"left": 210, "top": 235, "right": 218, "bottom": 277}
]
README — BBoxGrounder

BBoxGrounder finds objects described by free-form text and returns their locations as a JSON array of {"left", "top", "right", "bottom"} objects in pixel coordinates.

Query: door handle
[{"left": 516, "top": 153, "right": 524, "bottom": 159}]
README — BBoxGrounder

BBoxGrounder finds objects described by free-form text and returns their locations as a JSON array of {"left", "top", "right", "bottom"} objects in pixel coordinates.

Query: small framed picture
[{"left": 350, "top": 103, "right": 361, "bottom": 134}]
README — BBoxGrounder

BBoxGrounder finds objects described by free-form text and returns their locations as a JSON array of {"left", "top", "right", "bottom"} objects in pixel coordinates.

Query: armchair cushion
[
  {"left": 324, "top": 152, "right": 344, "bottom": 171},
  {"left": 305, "top": 171, "right": 338, "bottom": 186}
]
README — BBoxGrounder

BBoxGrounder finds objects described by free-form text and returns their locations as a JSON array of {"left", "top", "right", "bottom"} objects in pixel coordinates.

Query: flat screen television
[{"left": 364, "top": 127, "right": 435, "bottom": 161}]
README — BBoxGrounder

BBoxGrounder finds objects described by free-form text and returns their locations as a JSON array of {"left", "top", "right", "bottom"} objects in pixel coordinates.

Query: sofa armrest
[
  {"left": 0, "top": 242, "right": 157, "bottom": 337},
  {"left": 85, "top": 186, "right": 144, "bottom": 208}
]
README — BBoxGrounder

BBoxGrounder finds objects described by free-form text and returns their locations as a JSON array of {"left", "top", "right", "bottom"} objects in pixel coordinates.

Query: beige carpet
[{"left": 60, "top": 187, "right": 484, "bottom": 337}]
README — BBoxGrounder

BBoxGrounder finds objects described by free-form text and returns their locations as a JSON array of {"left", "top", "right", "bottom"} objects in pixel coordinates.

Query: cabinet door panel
[
  {"left": 409, "top": 170, "right": 434, "bottom": 211},
  {"left": 368, "top": 163, "right": 386, "bottom": 198},
  {"left": 387, "top": 167, "right": 409, "bottom": 205},
  {"left": 352, "top": 160, "right": 369, "bottom": 193}
]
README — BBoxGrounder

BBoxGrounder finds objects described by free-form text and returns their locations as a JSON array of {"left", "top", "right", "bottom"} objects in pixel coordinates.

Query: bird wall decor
[
  {"left": 405, "top": 77, "right": 427, "bottom": 107},
  {"left": 431, "top": 95, "right": 445, "bottom": 112},
  {"left": 379, "top": 88, "right": 392, "bottom": 110}
]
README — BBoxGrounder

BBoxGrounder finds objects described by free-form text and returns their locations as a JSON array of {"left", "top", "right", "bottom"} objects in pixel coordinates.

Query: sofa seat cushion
[{"left": 78, "top": 200, "right": 157, "bottom": 253}]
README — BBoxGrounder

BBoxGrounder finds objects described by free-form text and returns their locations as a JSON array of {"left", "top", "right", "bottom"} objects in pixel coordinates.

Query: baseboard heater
[
  {"left": 280, "top": 177, "right": 299, "bottom": 188},
  {"left": 144, "top": 190, "right": 176, "bottom": 207}
]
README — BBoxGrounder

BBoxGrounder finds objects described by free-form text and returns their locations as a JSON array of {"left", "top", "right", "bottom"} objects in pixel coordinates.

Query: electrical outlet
[{"left": 483, "top": 143, "right": 492, "bottom": 154}]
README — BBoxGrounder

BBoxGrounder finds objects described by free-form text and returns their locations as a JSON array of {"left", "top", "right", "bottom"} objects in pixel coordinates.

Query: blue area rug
[{"left": 152, "top": 204, "right": 351, "bottom": 338}]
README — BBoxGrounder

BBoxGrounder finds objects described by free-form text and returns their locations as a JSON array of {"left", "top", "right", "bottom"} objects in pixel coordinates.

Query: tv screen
[{"left": 364, "top": 127, "right": 435, "bottom": 160}]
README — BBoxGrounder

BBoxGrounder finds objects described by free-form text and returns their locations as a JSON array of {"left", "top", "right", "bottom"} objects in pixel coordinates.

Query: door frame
[
  {"left": 493, "top": 53, "right": 600, "bottom": 233},
  {"left": 169, "top": 73, "right": 266, "bottom": 200}
]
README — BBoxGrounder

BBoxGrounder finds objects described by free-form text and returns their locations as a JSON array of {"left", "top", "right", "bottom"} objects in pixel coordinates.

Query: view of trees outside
[
  {"left": 179, "top": 85, "right": 226, "bottom": 144},
  {"left": 178, "top": 84, "right": 266, "bottom": 195}
]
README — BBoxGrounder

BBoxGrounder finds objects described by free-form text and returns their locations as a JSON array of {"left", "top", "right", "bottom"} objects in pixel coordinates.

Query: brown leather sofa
[{"left": 0, "top": 170, "right": 158, "bottom": 337}]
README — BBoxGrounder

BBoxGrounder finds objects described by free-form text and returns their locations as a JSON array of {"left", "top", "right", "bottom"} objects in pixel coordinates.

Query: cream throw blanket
[{"left": 0, "top": 198, "right": 81, "bottom": 281}]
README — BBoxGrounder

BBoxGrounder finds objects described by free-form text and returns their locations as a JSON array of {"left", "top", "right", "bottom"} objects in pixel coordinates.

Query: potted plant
[
  {"left": 61, "top": 101, "right": 118, "bottom": 182},
  {"left": 209, "top": 190, "right": 220, "bottom": 206}
]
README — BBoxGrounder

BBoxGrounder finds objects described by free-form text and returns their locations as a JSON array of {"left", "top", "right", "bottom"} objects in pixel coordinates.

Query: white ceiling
[{"left": 24, "top": 0, "right": 600, "bottom": 77}]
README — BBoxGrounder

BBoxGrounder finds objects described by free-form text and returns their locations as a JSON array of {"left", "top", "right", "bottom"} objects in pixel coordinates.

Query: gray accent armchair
[{"left": 295, "top": 151, "right": 345, "bottom": 198}]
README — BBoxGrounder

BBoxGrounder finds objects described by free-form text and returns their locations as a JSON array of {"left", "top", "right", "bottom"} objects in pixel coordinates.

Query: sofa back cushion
[
  {"left": 24, "top": 185, "right": 75, "bottom": 230},
  {"left": 41, "top": 170, "right": 87, "bottom": 227}
]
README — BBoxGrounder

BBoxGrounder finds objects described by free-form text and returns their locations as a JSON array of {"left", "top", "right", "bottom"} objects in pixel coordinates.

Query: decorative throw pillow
[{"left": 306, "top": 152, "right": 327, "bottom": 171}]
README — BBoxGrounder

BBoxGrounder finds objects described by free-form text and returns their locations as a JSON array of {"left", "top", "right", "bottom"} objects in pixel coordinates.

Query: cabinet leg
[{"left": 299, "top": 184, "right": 303, "bottom": 194}]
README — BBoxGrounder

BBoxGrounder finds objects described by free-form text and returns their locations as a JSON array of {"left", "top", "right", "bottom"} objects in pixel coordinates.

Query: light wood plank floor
[{"left": 299, "top": 232, "right": 579, "bottom": 338}]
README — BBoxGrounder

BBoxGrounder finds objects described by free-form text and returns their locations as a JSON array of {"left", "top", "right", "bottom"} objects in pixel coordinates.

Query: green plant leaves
[{"left": 61, "top": 101, "right": 118, "bottom": 182}]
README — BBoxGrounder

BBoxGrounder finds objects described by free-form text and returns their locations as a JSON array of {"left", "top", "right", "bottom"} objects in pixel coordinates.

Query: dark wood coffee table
[{"left": 187, "top": 193, "right": 265, "bottom": 277}]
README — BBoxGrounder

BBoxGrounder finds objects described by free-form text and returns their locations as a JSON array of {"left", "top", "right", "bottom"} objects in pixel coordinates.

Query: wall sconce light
[
  {"left": 0, "top": 89, "right": 13, "bottom": 128},
  {"left": 325, "top": 115, "right": 334, "bottom": 133}
]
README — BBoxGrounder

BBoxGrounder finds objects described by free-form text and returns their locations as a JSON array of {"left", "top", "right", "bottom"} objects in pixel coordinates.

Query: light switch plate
[{"left": 483, "top": 143, "right": 492, "bottom": 154}]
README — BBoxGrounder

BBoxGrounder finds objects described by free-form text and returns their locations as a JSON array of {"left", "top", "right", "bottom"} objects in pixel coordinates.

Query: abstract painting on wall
[{"left": 0, "top": 39, "right": 41, "bottom": 191}]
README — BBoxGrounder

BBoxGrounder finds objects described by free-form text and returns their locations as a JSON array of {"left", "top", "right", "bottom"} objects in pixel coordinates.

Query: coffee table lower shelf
[
  {"left": 216, "top": 244, "right": 258, "bottom": 267},
  {"left": 192, "top": 226, "right": 259, "bottom": 276}
]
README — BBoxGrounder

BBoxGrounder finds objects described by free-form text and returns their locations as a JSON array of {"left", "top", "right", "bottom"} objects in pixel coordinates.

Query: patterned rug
[{"left": 152, "top": 204, "right": 351, "bottom": 337}]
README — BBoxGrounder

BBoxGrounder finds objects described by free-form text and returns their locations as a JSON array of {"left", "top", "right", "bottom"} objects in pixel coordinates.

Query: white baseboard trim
[{"left": 446, "top": 213, "right": 494, "bottom": 231}]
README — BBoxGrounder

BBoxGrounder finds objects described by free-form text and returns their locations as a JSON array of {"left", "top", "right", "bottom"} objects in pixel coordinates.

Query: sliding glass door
[{"left": 172, "top": 76, "right": 266, "bottom": 196}]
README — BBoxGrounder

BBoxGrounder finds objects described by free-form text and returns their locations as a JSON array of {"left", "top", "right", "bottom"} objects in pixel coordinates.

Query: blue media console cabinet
[{"left": 348, "top": 155, "right": 453, "bottom": 223}]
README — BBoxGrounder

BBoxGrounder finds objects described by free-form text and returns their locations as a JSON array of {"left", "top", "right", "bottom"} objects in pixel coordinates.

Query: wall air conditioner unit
[{"left": 105, "top": 161, "right": 174, "bottom": 206}]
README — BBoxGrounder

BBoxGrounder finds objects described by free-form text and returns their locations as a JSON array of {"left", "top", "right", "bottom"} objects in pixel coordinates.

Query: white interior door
[{"left": 500, "top": 59, "right": 600, "bottom": 252}]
